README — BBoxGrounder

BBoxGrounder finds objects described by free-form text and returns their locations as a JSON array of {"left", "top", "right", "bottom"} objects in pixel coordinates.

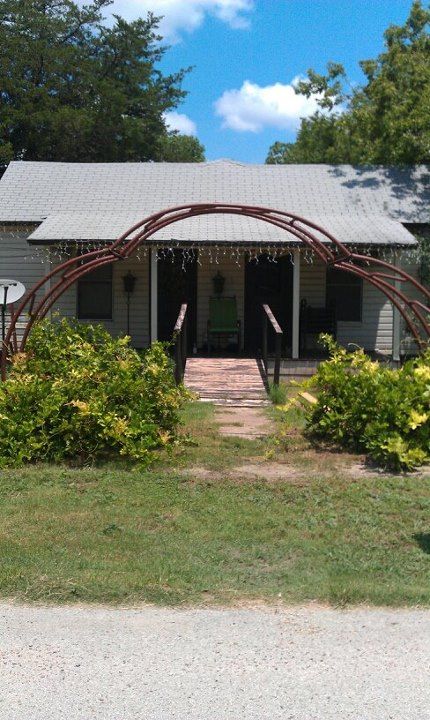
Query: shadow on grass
[{"left": 413, "top": 533, "right": 430, "bottom": 555}]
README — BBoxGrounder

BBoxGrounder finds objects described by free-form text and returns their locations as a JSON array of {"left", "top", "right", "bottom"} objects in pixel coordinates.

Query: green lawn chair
[{"left": 207, "top": 296, "right": 241, "bottom": 354}]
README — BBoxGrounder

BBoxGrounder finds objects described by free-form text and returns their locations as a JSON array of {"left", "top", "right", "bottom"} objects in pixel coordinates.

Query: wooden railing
[
  {"left": 173, "top": 303, "right": 188, "bottom": 384},
  {"left": 262, "top": 303, "right": 283, "bottom": 386}
]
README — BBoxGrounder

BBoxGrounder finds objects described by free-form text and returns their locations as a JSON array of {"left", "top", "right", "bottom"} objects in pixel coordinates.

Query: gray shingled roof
[
  {"left": 27, "top": 210, "right": 416, "bottom": 246},
  {"left": 0, "top": 160, "right": 428, "bottom": 245}
]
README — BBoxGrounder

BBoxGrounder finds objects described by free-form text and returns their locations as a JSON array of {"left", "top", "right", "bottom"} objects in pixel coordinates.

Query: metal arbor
[{"left": 2, "top": 202, "right": 430, "bottom": 380}]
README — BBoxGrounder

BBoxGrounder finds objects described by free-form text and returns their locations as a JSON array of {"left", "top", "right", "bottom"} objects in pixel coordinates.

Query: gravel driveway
[{"left": 1, "top": 603, "right": 429, "bottom": 719}]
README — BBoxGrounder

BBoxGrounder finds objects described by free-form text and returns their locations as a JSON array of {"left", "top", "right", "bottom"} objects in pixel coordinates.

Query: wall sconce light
[
  {"left": 212, "top": 271, "right": 225, "bottom": 296},
  {"left": 123, "top": 272, "right": 137, "bottom": 336},
  {"left": 123, "top": 272, "right": 136, "bottom": 295}
]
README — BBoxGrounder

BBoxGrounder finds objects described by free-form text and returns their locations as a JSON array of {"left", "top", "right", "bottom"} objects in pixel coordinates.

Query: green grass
[
  {"left": 269, "top": 381, "right": 291, "bottom": 405},
  {"left": 268, "top": 381, "right": 289, "bottom": 405},
  {"left": 0, "top": 401, "right": 429, "bottom": 606}
]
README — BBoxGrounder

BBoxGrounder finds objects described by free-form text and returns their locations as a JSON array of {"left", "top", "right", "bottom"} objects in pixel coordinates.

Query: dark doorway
[
  {"left": 245, "top": 254, "right": 293, "bottom": 354},
  {"left": 157, "top": 249, "right": 197, "bottom": 352}
]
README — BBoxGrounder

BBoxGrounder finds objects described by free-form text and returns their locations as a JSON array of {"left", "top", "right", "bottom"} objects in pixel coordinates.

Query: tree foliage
[
  {"left": 156, "top": 133, "right": 205, "bottom": 162},
  {"left": 267, "top": 1, "right": 430, "bottom": 165},
  {"left": 0, "top": 0, "right": 196, "bottom": 162}
]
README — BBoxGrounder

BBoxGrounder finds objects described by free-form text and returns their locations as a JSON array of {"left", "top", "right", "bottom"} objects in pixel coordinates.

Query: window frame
[{"left": 326, "top": 267, "right": 363, "bottom": 323}]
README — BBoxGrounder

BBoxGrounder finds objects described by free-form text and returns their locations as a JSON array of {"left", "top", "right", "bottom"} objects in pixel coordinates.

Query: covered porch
[
  {"left": 19, "top": 204, "right": 421, "bottom": 388},
  {"left": 151, "top": 245, "right": 301, "bottom": 359},
  {"left": 149, "top": 242, "right": 403, "bottom": 364}
]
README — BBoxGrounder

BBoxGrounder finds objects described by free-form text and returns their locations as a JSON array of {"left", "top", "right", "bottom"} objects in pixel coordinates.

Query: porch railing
[
  {"left": 173, "top": 303, "right": 188, "bottom": 384},
  {"left": 262, "top": 303, "right": 283, "bottom": 386}
]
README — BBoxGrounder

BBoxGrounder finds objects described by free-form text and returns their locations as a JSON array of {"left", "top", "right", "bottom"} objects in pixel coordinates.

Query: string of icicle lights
[
  {"left": 0, "top": 224, "right": 425, "bottom": 269},
  {"left": 15, "top": 238, "right": 424, "bottom": 271}
]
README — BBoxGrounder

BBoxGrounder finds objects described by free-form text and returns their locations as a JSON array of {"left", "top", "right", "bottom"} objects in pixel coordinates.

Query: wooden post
[
  {"left": 262, "top": 311, "right": 268, "bottom": 374},
  {"left": 274, "top": 331, "right": 281, "bottom": 386},
  {"left": 181, "top": 316, "right": 187, "bottom": 376},
  {"left": 262, "top": 303, "right": 282, "bottom": 385},
  {"left": 173, "top": 303, "right": 188, "bottom": 385},
  {"left": 150, "top": 248, "right": 158, "bottom": 343},
  {"left": 174, "top": 333, "right": 182, "bottom": 384},
  {"left": 292, "top": 248, "right": 300, "bottom": 360}
]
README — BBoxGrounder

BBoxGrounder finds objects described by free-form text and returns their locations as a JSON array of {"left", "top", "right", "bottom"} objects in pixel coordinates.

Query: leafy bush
[
  {"left": 305, "top": 335, "right": 430, "bottom": 470},
  {"left": 0, "top": 319, "right": 186, "bottom": 467}
]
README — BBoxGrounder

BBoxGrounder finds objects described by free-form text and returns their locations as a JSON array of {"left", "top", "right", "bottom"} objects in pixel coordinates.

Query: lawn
[{"left": 0, "top": 401, "right": 429, "bottom": 606}]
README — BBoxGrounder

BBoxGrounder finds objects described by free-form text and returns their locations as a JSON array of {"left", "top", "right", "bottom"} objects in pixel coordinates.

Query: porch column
[
  {"left": 150, "top": 248, "right": 158, "bottom": 343},
  {"left": 392, "top": 251, "right": 401, "bottom": 362},
  {"left": 292, "top": 248, "right": 301, "bottom": 360}
]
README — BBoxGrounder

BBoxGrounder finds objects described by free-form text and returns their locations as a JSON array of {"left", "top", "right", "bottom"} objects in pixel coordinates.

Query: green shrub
[
  {"left": 305, "top": 335, "right": 430, "bottom": 470},
  {"left": 0, "top": 319, "right": 185, "bottom": 467}
]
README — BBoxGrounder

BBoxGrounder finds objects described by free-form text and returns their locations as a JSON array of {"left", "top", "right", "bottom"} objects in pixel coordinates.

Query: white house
[{"left": 0, "top": 160, "right": 428, "bottom": 361}]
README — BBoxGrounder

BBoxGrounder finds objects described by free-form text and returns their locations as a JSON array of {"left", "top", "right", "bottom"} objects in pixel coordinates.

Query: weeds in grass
[
  {"left": 0, "top": 401, "right": 429, "bottom": 607},
  {"left": 268, "top": 382, "right": 288, "bottom": 405}
]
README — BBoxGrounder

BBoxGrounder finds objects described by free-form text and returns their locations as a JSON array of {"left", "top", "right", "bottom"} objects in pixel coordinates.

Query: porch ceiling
[{"left": 27, "top": 210, "right": 417, "bottom": 247}]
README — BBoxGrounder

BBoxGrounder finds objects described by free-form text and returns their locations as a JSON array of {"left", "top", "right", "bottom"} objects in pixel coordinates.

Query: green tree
[
  {"left": 266, "top": 1, "right": 430, "bottom": 164},
  {"left": 266, "top": 115, "right": 355, "bottom": 164},
  {"left": 0, "top": 0, "right": 191, "bottom": 162},
  {"left": 156, "top": 133, "right": 205, "bottom": 162}
]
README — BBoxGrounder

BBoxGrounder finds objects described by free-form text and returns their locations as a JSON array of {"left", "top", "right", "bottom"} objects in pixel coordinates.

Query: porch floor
[
  {"left": 184, "top": 357, "right": 269, "bottom": 407},
  {"left": 267, "top": 358, "right": 322, "bottom": 380}
]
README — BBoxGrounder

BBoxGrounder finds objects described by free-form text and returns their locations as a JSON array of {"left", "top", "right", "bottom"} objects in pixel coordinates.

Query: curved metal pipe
[{"left": 1, "top": 203, "right": 429, "bottom": 380}]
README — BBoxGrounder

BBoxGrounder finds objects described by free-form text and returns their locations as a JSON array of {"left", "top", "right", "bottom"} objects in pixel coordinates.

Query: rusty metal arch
[{"left": 2, "top": 202, "right": 430, "bottom": 380}]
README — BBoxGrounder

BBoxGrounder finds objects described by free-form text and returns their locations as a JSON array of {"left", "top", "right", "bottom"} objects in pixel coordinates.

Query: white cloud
[
  {"left": 164, "top": 111, "right": 197, "bottom": 135},
  {"left": 214, "top": 78, "right": 321, "bottom": 132},
  {"left": 109, "top": 0, "right": 254, "bottom": 41}
]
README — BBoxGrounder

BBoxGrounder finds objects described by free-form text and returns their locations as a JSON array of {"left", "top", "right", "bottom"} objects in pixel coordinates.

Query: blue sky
[{"left": 109, "top": 0, "right": 416, "bottom": 162}]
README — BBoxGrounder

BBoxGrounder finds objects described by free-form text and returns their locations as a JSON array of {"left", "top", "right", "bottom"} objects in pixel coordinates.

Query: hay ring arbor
[{"left": 2, "top": 203, "right": 430, "bottom": 380}]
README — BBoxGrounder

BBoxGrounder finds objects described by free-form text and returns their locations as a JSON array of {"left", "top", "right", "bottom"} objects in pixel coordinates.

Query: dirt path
[{"left": 214, "top": 405, "right": 274, "bottom": 439}]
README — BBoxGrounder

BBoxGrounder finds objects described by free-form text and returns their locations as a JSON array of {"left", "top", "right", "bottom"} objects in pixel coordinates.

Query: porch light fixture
[
  {"left": 123, "top": 272, "right": 137, "bottom": 336},
  {"left": 212, "top": 271, "right": 225, "bottom": 296},
  {"left": 123, "top": 272, "right": 136, "bottom": 295}
]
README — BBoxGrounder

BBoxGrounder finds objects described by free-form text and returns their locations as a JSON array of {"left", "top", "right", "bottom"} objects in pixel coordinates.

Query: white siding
[
  {"left": 339, "top": 280, "right": 393, "bottom": 351},
  {"left": 397, "top": 253, "right": 422, "bottom": 355},
  {"left": 51, "top": 253, "right": 150, "bottom": 347},
  {"left": 300, "top": 258, "right": 326, "bottom": 306},
  {"left": 197, "top": 253, "right": 245, "bottom": 349},
  {"left": 0, "top": 225, "right": 46, "bottom": 339}
]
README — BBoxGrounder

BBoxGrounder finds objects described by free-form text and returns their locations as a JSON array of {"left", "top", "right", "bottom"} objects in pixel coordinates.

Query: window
[
  {"left": 77, "top": 264, "right": 113, "bottom": 320},
  {"left": 326, "top": 268, "right": 362, "bottom": 322}
]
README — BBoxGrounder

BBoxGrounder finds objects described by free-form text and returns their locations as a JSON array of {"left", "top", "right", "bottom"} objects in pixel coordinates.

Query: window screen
[
  {"left": 77, "top": 264, "right": 113, "bottom": 320},
  {"left": 326, "top": 268, "right": 362, "bottom": 322}
]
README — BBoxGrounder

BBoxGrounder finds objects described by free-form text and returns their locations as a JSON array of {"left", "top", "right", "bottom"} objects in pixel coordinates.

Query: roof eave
[{"left": 27, "top": 237, "right": 417, "bottom": 248}]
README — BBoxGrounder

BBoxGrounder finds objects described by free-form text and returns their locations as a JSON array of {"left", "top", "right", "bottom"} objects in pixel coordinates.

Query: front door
[
  {"left": 157, "top": 249, "right": 197, "bottom": 352},
  {"left": 244, "top": 254, "right": 293, "bottom": 354}
]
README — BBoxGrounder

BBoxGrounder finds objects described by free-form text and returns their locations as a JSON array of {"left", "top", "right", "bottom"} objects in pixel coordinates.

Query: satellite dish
[
  {"left": 0, "top": 279, "right": 26, "bottom": 344},
  {"left": 0, "top": 279, "right": 26, "bottom": 306}
]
